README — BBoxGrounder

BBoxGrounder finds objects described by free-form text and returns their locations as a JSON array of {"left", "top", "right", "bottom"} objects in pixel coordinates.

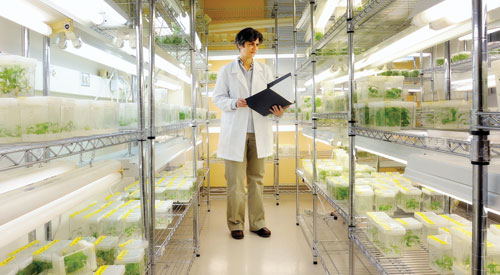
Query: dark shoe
[
  {"left": 231, "top": 230, "right": 244, "bottom": 239},
  {"left": 251, "top": 227, "right": 271, "bottom": 238}
]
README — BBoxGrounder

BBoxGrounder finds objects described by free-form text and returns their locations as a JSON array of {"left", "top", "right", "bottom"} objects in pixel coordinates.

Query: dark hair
[{"left": 235, "top": 28, "right": 263, "bottom": 49}]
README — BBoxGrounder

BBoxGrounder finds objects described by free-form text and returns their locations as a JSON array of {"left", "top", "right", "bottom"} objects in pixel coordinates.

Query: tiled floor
[{"left": 189, "top": 193, "right": 325, "bottom": 275}]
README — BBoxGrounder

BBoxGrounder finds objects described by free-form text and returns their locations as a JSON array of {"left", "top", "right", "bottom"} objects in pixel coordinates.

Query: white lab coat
[{"left": 212, "top": 59, "right": 274, "bottom": 162}]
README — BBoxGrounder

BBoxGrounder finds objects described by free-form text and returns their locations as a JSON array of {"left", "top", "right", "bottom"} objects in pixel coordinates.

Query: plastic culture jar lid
[
  {"left": 59, "top": 238, "right": 97, "bottom": 274},
  {"left": 395, "top": 217, "right": 422, "bottom": 230},
  {"left": 438, "top": 227, "right": 451, "bottom": 235},
  {"left": 118, "top": 239, "right": 148, "bottom": 251},
  {"left": 374, "top": 188, "right": 397, "bottom": 198},
  {"left": 114, "top": 249, "right": 145, "bottom": 275},
  {"left": 94, "top": 236, "right": 120, "bottom": 266},
  {"left": 428, "top": 234, "right": 452, "bottom": 250},
  {"left": 94, "top": 265, "right": 126, "bottom": 275},
  {"left": 414, "top": 212, "right": 448, "bottom": 229},
  {"left": 439, "top": 214, "right": 471, "bottom": 228},
  {"left": 0, "top": 256, "right": 19, "bottom": 275},
  {"left": 355, "top": 185, "right": 374, "bottom": 197},
  {"left": 104, "top": 192, "right": 127, "bottom": 202}
]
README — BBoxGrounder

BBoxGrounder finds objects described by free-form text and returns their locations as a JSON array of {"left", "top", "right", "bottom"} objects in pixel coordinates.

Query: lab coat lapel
[
  {"left": 230, "top": 60, "right": 249, "bottom": 96},
  {"left": 251, "top": 62, "right": 263, "bottom": 94}
]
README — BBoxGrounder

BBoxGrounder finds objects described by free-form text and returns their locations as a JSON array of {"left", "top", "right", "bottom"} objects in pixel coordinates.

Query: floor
[{"left": 189, "top": 193, "right": 325, "bottom": 275}]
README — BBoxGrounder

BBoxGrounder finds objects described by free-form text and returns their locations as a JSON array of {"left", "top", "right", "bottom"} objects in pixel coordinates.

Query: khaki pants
[{"left": 225, "top": 133, "right": 266, "bottom": 231}]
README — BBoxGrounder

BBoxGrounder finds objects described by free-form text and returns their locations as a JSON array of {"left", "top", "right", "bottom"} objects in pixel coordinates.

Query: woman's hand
[
  {"left": 236, "top": 98, "right": 248, "bottom": 107},
  {"left": 270, "top": 105, "right": 288, "bottom": 117}
]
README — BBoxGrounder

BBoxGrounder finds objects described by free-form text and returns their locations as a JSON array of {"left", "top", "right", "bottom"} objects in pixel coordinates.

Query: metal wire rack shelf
[
  {"left": 0, "top": 131, "right": 138, "bottom": 171},
  {"left": 351, "top": 126, "right": 500, "bottom": 158},
  {"left": 476, "top": 112, "right": 500, "bottom": 131}
]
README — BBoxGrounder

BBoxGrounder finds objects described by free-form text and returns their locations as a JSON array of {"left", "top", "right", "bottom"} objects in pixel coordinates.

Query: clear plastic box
[
  {"left": 354, "top": 185, "right": 373, "bottom": 214},
  {"left": 0, "top": 256, "right": 19, "bottom": 275},
  {"left": 451, "top": 51, "right": 470, "bottom": 63},
  {"left": 0, "top": 55, "right": 37, "bottom": 97},
  {"left": 400, "top": 101, "right": 416, "bottom": 129},
  {"left": 0, "top": 98, "right": 21, "bottom": 143},
  {"left": 414, "top": 212, "right": 449, "bottom": 247},
  {"left": 383, "top": 76, "right": 404, "bottom": 101},
  {"left": 374, "top": 188, "right": 397, "bottom": 216},
  {"left": 82, "top": 201, "right": 120, "bottom": 238},
  {"left": 422, "top": 187, "right": 445, "bottom": 214},
  {"left": 32, "top": 240, "right": 66, "bottom": 274},
  {"left": 487, "top": 234, "right": 500, "bottom": 274},
  {"left": 365, "top": 212, "right": 391, "bottom": 242},
  {"left": 208, "top": 111, "right": 217, "bottom": 120},
  {"left": 119, "top": 103, "right": 138, "bottom": 128},
  {"left": 375, "top": 220, "right": 406, "bottom": 257},
  {"left": 333, "top": 177, "right": 349, "bottom": 201},
  {"left": 19, "top": 97, "right": 51, "bottom": 142},
  {"left": 421, "top": 102, "right": 436, "bottom": 128},
  {"left": 428, "top": 234, "right": 453, "bottom": 274},
  {"left": 440, "top": 214, "right": 471, "bottom": 228},
  {"left": 114, "top": 249, "right": 145, "bottom": 275},
  {"left": 69, "top": 203, "right": 100, "bottom": 238},
  {"left": 396, "top": 185, "right": 421, "bottom": 213},
  {"left": 395, "top": 218, "right": 422, "bottom": 250},
  {"left": 94, "top": 265, "right": 126, "bottom": 275},
  {"left": 435, "top": 101, "right": 459, "bottom": 129},
  {"left": 73, "top": 99, "right": 91, "bottom": 136},
  {"left": 450, "top": 226, "right": 472, "bottom": 273},
  {"left": 156, "top": 200, "right": 174, "bottom": 229},
  {"left": 117, "top": 239, "right": 148, "bottom": 251},
  {"left": 102, "top": 101, "right": 119, "bottom": 133},
  {"left": 121, "top": 210, "right": 142, "bottom": 240},
  {"left": 90, "top": 101, "right": 106, "bottom": 134},
  {"left": 318, "top": 165, "right": 343, "bottom": 183},
  {"left": 60, "top": 98, "right": 76, "bottom": 139},
  {"left": 99, "top": 208, "right": 126, "bottom": 237},
  {"left": 94, "top": 236, "right": 120, "bottom": 266},
  {"left": 57, "top": 239, "right": 97, "bottom": 275},
  {"left": 354, "top": 103, "right": 369, "bottom": 126},
  {"left": 456, "top": 101, "right": 471, "bottom": 130}
]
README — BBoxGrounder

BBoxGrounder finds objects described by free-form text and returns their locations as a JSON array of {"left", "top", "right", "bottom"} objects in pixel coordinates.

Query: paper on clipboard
[{"left": 245, "top": 73, "right": 294, "bottom": 116}]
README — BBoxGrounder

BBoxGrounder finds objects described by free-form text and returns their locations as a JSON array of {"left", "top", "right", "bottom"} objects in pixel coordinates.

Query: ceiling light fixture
[{"left": 0, "top": 0, "right": 52, "bottom": 36}]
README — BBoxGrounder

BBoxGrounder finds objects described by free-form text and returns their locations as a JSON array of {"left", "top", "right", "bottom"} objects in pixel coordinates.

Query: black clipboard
[{"left": 245, "top": 73, "right": 294, "bottom": 116}]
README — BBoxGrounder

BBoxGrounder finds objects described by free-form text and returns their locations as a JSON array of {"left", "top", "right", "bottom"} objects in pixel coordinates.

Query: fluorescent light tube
[
  {"left": 0, "top": 0, "right": 52, "bottom": 36},
  {"left": 40, "top": 0, "right": 104, "bottom": 25},
  {"left": 459, "top": 27, "right": 500, "bottom": 41},
  {"left": 156, "top": 80, "right": 181, "bottom": 90},
  {"left": 356, "top": 145, "right": 408, "bottom": 165},
  {"left": 97, "top": 0, "right": 127, "bottom": 25},
  {"left": 65, "top": 42, "right": 136, "bottom": 75},
  {"left": 316, "top": 0, "right": 338, "bottom": 31}
]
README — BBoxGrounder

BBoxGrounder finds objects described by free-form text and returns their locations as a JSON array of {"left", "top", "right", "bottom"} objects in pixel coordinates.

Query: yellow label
[
  {"left": 130, "top": 190, "right": 139, "bottom": 197},
  {"left": 70, "top": 237, "right": 82, "bottom": 247},
  {"left": 121, "top": 209, "right": 135, "bottom": 220},
  {"left": 396, "top": 183, "right": 408, "bottom": 192},
  {"left": 119, "top": 200, "right": 135, "bottom": 209},
  {"left": 179, "top": 179, "right": 186, "bottom": 187},
  {"left": 429, "top": 235, "right": 448, "bottom": 245},
  {"left": 395, "top": 218, "right": 408, "bottom": 226},
  {"left": 117, "top": 250, "right": 128, "bottom": 261},
  {"left": 119, "top": 240, "right": 134, "bottom": 248},
  {"left": 439, "top": 215, "right": 465, "bottom": 227},
  {"left": 494, "top": 224, "right": 500, "bottom": 229},
  {"left": 33, "top": 240, "right": 59, "bottom": 255},
  {"left": 69, "top": 202, "right": 97, "bottom": 218},
  {"left": 415, "top": 212, "right": 434, "bottom": 225},
  {"left": 103, "top": 209, "right": 118, "bottom": 219},
  {"left": 0, "top": 256, "right": 15, "bottom": 266},
  {"left": 440, "top": 227, "right": 450, "bottom": 233},
  {"left": 84, "top": 208, "right": 104, "bottom": 219},
  {"left": 94, "top": 265, "right": 109, "bottom": 275},
  {"left": 94, "top": 236, "right": 107, "bottom": 246},
  {"left": 155, "top": 177, "right": 166, "bottom": 186},
  {"left": 8, "top": 240, "right": 40, "bottom": 256},
  {"left": 105, "top": 192, "right": 120, "bottom": 201},
  {"left": 100, "top": 201, "right": 114, "bottom": 209},
  {"left": 125, "top": 180, "right": 139, "bottom": 191},
  {"left": 455, "top": 226, "right": 472, "bottom": 237},
  {"left": 393, "top": 178, "right": 401, "bottom": 184}
]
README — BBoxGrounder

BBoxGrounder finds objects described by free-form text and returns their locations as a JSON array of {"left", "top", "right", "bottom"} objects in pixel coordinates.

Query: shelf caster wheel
[
  {"left": 196, "top": 254, "right": 200, "bottom": 257},
  {"left": 276, "top": 202, "right": 279, "bottom": 206},
  {"left": 208, "top": 209, "right": 211, "bottom": 212},
  {"left": 296, "top": 222, "right": 299, "bottom": 226},
  {"left": 313, "top": 261, "right": 317, "bottom": 265}
]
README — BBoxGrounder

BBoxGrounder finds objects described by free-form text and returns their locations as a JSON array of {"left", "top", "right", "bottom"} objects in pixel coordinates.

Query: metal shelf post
[
  {"left": 135, "top": 0, "right": 151, "bottom": 271},
  {"left": 293, "top": 0, "right": 300, "bottom": 226},
  {"left": 273, "top": 3, "right": 280, "bottom": 206},
  {"left": 346, "top": 0, "right": 356, "bottom": 274},
  {"left": 190, "top": 0, "right": 200, "bottom": 257},
  {"left": 471, "top": 0, "right": 490, "bottom": 273},
  {"left": 309, "top": 0, "right": 318, "bottom": 265},
  {"left": 205, "top": 29, "right": 211, "bottom": 212},
  {"left": 147, "top": 1, "right": 157, "bottom": 273},
  {"left": 444, "top": 40, "right": 452, "bottom": 100}
]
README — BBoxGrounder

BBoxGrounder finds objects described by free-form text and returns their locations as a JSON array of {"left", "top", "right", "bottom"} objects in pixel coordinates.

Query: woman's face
[{"left": 238, "top": 39, "right": 260, "bottom": 58}]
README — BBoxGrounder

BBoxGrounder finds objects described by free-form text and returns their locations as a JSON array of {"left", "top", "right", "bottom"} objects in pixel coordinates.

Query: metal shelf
[
  {"left": 0, "top": 131, "right": 138, "bottom": 171},
  {"left": 297, "top": 169, "right": 350, "bottom": 222},
  {"left": 313, "top": 112, "right": 348, "bottom": 120},
  {"left": 477, "top": 112, "right": 500, "bottom": 131},
  {"left": 156, "top": 122, "right": 191, "bottom": 136},
  {"left": 352, "top": 229, "right": 439, "bottom": 275},
  {"left": 154, "top": 167, "right": 208, "bottom": 258}
]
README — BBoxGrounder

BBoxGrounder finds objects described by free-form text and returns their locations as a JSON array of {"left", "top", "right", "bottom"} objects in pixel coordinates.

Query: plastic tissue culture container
[
  {"left": 99, "top": 209, "right": 125, "bottom": 237},
  {"left": 450, "top": 226, "right": 473, "bottom": 274},
  {"left": 90, "top": 101, "right": 106, "bottom": 134},
  {"left": 94, "top": 265, "right": 125, "bottom": 275},
  {"left": 396, "top": 185, "right": 422, "bottom": 213},
  {"left": 114, "top": 249, "right": 145, "bottom": 275},
  {"left": 374, "top": 188, "right": 397, "bottom": 216},
  {"left": 32, "top": 240, "right": 64, "bottom": 274},
  {"left": 375, "top": 219, "right": 406, "bottom": 257},
  {"left": 456, "top": 101, "right": 471, "bottom": 130},
  {"left": 69, "top": 202, "right": 99, "bottom": 238},
  {"left": 0, "top": 55, "right": 37, "bottom": 97},
  {"left": 73, "top": 99, "right": 91, "bottom": 136},
  {"left": 119, "top": 103, "right": 138, "bottom": 128},
  {"left": 421, "top": 102, "right": 436, "bottom": 128},
  {"left": 435, "top": 101, "right": 459, "bottom": 129},
  {"left": 0, "top": 98, "right": 21, "bottom": 143},
  {"left": 414, "top": 212, "right": 449, "bottom": 247},
  {"left": 19, "top": 97, "right": 49, "bottom": 142},
  {"left": 82, "top": 201, "right": 118, "bottom": 238},
  {"left": 383, "top": 76, "right": 404, "bottom": 101},
  {"left": 333, "top": 177, "right": 349, "bottom": 201},
  {"left": 373, "top": 101, "right": 401, "bottom": 131},
  {"left": 354, "top": 185, "right": 373, "bottom": 214},
  {"left": 395, "top": 218, "right": 422, "bottom": 250},
  {"left": 427, "top": 234, "right": 453, "bottom": 274},
  {"left": 121, "top": 209, "right": 142, "bottom": 240},
  {"left": 354, "top": 103, "right": 369, "bottom": 127},
  {"left": 94, "top": 236, "right": 120, "bottom": 266},
  {"left": 0, "top": 255, "right": 37, "bottom": 275},
  {"left": 365, "top": 212, "right": 391, "bottom": 242},
  {"left": 102, "top": 101, "right": 119, "bottom": 133},
  {"left": 156, "top": 200, "right": 173, "bottom": 229},
  {"left": 400, "top": 101, "right": 416, "bottom": 129},
  {"left": 440, "top": 214, "right": 471, "bottom": 228},
  {"left": 422, "top": 187, "right": 445, "bottom": 214},
  {"left": 487, "top": 234, "right": 500, "bottom": 274},
  {"left": 60, "top": 98, "right": 76, "bottom": 139},
  {"left": 0, "top": 256, "right": 20, "bottom": 275},
  {"left": 57, "top": 238, "right": 97, "bottom": 275}
]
